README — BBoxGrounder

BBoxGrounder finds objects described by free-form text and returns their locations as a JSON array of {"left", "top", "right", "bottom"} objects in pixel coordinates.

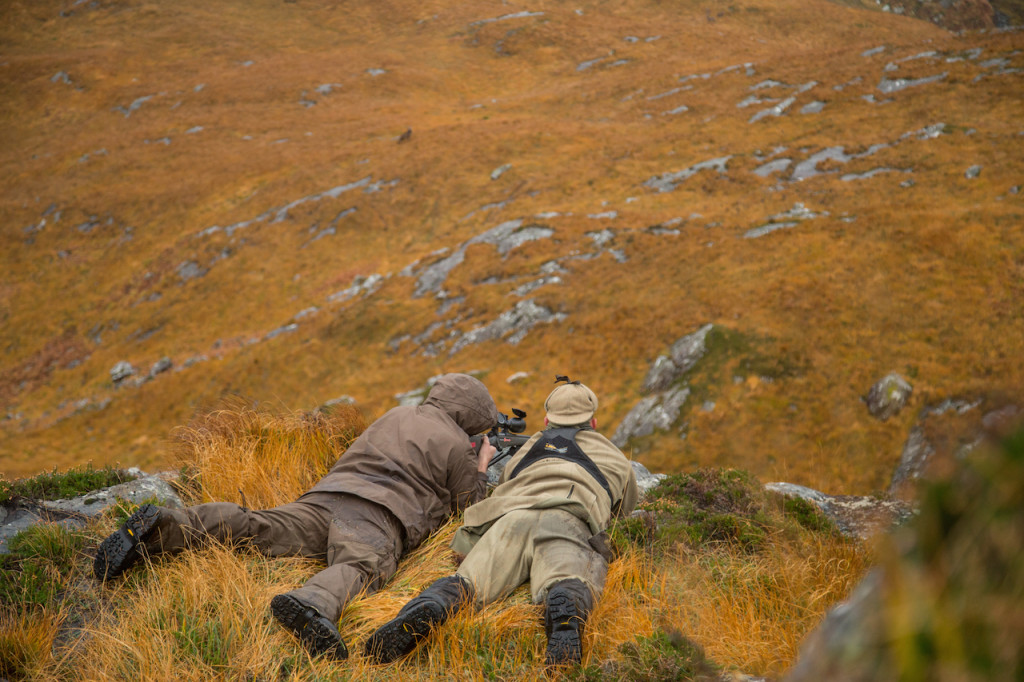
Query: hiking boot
[
  {"left": 93, "top": 503, "right": 161, "bottom": 581},
  {"left": 271, "top": 594, "right": 349, "bottom": 660},
  {"left": 544, "top": 579, "right": 593, "bottom": 665},
  {"left": 364, "top": 575, "right": 471, "bottom": 664}
]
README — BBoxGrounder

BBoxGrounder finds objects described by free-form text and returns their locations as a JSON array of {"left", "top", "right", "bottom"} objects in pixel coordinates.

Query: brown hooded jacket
[{"left": 303, "top": 373, "right": 498, "bottom": 551}]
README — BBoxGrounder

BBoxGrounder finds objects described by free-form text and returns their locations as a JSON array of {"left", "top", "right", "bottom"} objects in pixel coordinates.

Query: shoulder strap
[{"left": 509, "top": 428, "right": 614, "bottom": 504}]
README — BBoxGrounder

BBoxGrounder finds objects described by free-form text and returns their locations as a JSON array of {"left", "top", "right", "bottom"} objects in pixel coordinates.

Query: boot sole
[
  {"left": 545, "top": 591, "right": 583, "bottom": 665},
  {"left": 364, "top": 601, "right": 441, "bottom": 664},
  {"left": 271, "top": 594, "right": 348, "bottom": 660},
  {"left": 93, "top": 503, "right": 161, "bottom": 581}
]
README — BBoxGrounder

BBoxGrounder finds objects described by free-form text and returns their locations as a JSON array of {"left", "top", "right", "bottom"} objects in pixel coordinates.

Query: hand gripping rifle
[{"left": 470, "top": 408, "right": 530, "bottom": 482}]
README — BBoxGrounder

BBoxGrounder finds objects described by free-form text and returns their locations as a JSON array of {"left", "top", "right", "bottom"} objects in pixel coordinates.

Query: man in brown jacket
[
  {"left": 365, "top": 377, "right": 639, "bottom": 666},
  {"left": 93, "top": 373, "right": 499, "bottom": 661}
]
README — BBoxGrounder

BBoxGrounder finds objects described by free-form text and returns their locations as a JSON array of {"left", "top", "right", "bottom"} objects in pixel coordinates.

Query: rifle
[{"left": 470, "top": 408, "right": 530, "bottom": 485}]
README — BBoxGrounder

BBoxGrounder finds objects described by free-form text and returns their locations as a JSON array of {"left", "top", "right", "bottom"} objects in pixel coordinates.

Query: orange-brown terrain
[{"left": 2, "top": 0, "right": 1023, "bottom": 497}]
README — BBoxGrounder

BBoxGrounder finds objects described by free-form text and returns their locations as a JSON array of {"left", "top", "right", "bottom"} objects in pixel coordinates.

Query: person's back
[{"left": 305, "top": 373, "right": 498, "bottom": 549}]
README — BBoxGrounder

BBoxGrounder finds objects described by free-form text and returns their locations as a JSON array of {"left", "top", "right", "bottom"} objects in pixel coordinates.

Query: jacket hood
[{"left": 423, "top": 374, "right": 499, "bottom": 435}]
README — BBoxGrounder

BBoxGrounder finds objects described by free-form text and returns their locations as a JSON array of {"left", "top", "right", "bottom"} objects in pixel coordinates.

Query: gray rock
[
  {"left": 965, "top": 165, "right": 982, "bottom": 179},
  {"left": 491, "top": 163, "right": 512, "bottom": 180},
  {"left": 1, "top": 470, "right": 182, "bottom": 554},
  {"left": 327, "top": 273, "right": 384, "bottom": 303},
  {"left": 864, "top": 373, "right": 913, "bottom": 421},
  {"left": 631, "top": 460, "right": 666, "bottom": 496},
  {"left": 877, "top": 72, "right": 947, "bottom": 94},
  {"left": 449, "top": 299, "right": 566, "bottom": 355},
  {"left": 765, "top": 482, "right": 915, "bottom": 539},
  {"left": 149, "top": 357, "right": 172, "bottom": 377},
  {"left": 889, "top": 425, "right": 935, "bottom": 495},
  {"left": 642, "top": 355, "right": 679, "bottom": 394},
  {"left": 110, "top": 361, "right": 135, "bottom": 384},
  {"left": 176, "top": 260, "right": 208, "bottom": 282},
  {"left": 413, "top": 220, "right": 554, "bottom": 297},
  {"left": 641, "top": 324, "right": 713, "bottom": 393},
  {"left": 644, "top": 156, "right": 731, "bottom": 193},
  {"left": 611, "top": 386, "right": 690, "bottom": 447},
  {"left": 669, "top": 323, "right": 714, "bottom": 375}
]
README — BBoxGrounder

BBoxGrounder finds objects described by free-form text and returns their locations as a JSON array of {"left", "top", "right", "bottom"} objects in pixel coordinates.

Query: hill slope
[{"left": 2, "top": 0, "right": 1023, "bottom": 495}]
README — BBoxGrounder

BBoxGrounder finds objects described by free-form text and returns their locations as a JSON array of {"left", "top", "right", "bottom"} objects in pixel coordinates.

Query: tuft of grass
[
  {"left": 0, "top": 464, "right": 134, "bottom": 505},
  {"left": 0, "top": 523, "right": 88, "bottom": 609},
  {"left": 0, "top": 607, "right": 64, "bottom": 681},
  {"left": 171, "top": 400, "right": 367, "bottom": 508}
]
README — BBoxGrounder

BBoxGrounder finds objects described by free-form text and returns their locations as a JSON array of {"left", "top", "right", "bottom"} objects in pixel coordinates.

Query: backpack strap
[{"left": 509, "top": 428, "right": 614, "bottom": 504}]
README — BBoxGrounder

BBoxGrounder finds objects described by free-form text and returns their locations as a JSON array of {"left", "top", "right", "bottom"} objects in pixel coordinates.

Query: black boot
[
  {"left": 364, "top": 575, "right": 472, "bottom": 664},
  {"left": 93, "top": 503, "right": 162, "bottom": 582},
  {"left": 544, "top": 578, "right": 594, "bottom": 665},
  {"left": 271, "top": 594, "right": 349, "bottom": 660}
]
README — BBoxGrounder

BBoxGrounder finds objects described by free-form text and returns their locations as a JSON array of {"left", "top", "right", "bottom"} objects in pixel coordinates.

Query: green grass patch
[
  {"left": 0, "top": 523, "right": 88, "bottom": 609},
  {"left": 0, "top": 464, "right": 134, "bottom": 505},
  {"left": 642, "top": 469, "right": 772, "bottom": 552},
  {"left": 573, "top": 630, "right": 719, "bottom": 681}
]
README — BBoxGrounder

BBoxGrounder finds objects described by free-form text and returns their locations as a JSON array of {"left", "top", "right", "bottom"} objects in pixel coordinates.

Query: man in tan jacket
[
  {"left": 93, "top": 373, "right": 499, "bottom": 661},
  {"left": 365, "top": 377, "right": 639, "bottom": 666}
]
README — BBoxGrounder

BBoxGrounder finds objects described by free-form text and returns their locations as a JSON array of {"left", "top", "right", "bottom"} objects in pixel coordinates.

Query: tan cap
[{"left": 545, "top": 382, "right": 599, "bottom": 425}]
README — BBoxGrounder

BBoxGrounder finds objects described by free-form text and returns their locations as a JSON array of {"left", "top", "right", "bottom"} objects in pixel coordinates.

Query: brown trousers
[{"left": 144, "top": 492, "right": 403, "bottom": 622}]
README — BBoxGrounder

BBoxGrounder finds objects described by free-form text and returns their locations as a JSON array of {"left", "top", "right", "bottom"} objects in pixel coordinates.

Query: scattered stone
[
  {"left": 512, "top": 275, "right": 562, "bottom": 296},
  {"left": 110, "top": 361, "right": 135, "bottom": 384},
  {"left": 323, "top": 395, "right": 357, "bottom": 407},
  {"left": 642, "top": 324, "right": 714, "bottom": 393},
  {"left": 588, "top": 211, "right": 618, "bottom": 220},
  {"left": 51, "top": 71, "right": 72, "bottom": 85},
  {"left": 413, "top": 220, "right": 554, "bottom": 297},
  {"left": 749, "top": 96, "right": 796, "bottom": 123},
  {"left": 744, "top": 222, "right": 798, "bottom": 239},
  {"left": 765, "top": 482, "right": 916, "bottom": 539},
  {"left": 631, "top": 460, "right": 666, "bottom": 496},
  {"left": 889, "top": 425, "right": 935, "bottom": 495},
  {"left": 611, "top": 387, "right": 690, "bottom": 447},
  {"left": 448, "top": 299, "right": 566, "bottom": 355},
  {"left": 841, "top": 168, "right": 899, "bottom": 181},
  {"left": 149, "top": 357, "right": 172, "bottom": 377},
  {"left": 506, "top": 371, "right": 530, "bottom": 384},
  {"left": 112, "top": 95, "right": 154, "bottom": 117},
  {"left": 753, "top": 158, "right": 792, "bottom": 177},
  {"left": 965, "top": 165, "right": 982, "bottom": 178},
  {"left": 864, "top": 373, "right": 913, "bottom": 421},
  {"left": 327, "top": 273, "right": 385, "bottom": 303},
  {"left": 644, "top": 156, "right": 731, "bottom": 193},
  {"left": 469, "top": 10, "right": 545, "bottom": 26},
  {"left": 176, "top": 260, "right": 208, "bottom": 283},
  {"left": 490, "top": 163, "right": 512, "bottom": 180},
  {"left": 265, "top": 324, "right": 298, "bottom": 340},
  {"left": 877, "top": 72, "right": 947, "bottom": 94},
  {"left": 800, "top": 101, "right": 826, "bottom": 114},
  {"left": 862, "top": 45, "right": 886, "bottom": 57}
]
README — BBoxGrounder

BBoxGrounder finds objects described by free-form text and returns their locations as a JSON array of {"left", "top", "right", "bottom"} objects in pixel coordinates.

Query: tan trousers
[
  {"left": 455, "top": 508, "right": 607, "bottom": 606},
  {"left": 144, "top": 493, "right": 403, "bottom": 622}
]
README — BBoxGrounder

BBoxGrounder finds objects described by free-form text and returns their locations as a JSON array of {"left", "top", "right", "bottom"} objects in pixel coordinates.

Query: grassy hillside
[{"left": 2, "top": 0, "right": 1023, "bottom": 499}]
